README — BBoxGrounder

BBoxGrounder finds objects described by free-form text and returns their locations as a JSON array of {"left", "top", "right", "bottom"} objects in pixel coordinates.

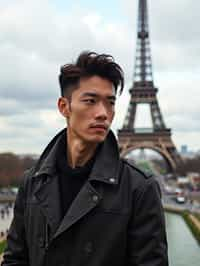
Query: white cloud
[
  {"left": 0, "top": 0, "right": 133, "bottom": 153},
  {"left": 0, "top": 0, "right": 199, "bottom": 153}
]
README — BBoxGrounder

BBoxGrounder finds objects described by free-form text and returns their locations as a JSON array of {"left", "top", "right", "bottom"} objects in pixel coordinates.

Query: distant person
[
  {"left": 0, "top": 209, "right": 5, "bottom": 220},
  {"left": 2, "top": 51, "right": 168, "bottom": 266}
]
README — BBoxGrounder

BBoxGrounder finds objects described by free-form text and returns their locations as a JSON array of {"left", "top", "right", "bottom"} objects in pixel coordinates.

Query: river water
[
  {"left": 165, "top": 212, "right": 200, "bottom": 266},
  {"left": 0, "top": 205, "right": 199, "bottom": 265}
]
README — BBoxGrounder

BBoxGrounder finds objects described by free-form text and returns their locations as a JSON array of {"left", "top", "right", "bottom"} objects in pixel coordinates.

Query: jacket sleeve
[
  {"left": 127, "top": 177, "right": 169, "bottom": 266},
  {"left": 1, "top": 176, "right": 29, "bottom": 266}
]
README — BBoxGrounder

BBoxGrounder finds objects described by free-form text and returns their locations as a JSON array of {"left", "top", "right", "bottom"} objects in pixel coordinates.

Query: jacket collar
[
  {"left": 33, "top": 128, "right": 120, "bottom": 185},
  {"left": 89, "top": 130, "right": 120, "bottom": 185},
  {"left": 33, "top": 128, "right": 120, "bottom": 238},
  {"left": 33, "top": 129, "right": 66, "bottom": 177}
]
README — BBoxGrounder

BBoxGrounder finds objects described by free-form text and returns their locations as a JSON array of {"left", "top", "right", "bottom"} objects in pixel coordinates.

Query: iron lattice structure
[{"left": 118, "top": 0, "right": 181, "bottom": 172}]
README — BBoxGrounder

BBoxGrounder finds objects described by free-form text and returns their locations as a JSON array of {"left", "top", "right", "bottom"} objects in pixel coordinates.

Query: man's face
[{"left": 59, "top": 75, "right": 116, "bottom": 144}]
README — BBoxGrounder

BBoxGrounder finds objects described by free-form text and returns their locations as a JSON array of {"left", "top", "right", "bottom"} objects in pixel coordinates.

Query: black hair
[{"left": 58, "top": 51, "right": 124, "bottom": 98}]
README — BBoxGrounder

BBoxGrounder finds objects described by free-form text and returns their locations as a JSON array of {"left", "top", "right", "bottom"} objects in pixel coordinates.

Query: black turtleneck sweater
[{"left": 56, "top": 135, "right": 99, "bottom": 218}]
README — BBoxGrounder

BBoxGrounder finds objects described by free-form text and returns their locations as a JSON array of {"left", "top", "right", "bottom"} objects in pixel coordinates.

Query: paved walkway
[
  {"left": 0, "top": 204, "right": 13, "bottom": 264},
  {"left": 0, "top": 236, "right": 6, "bottom": 265},
  {"left": 0, "top": 253, "right": 4, "bottom": 264},
  {"left": 0, "top": 204, "right": 13, "bottom": 235}
]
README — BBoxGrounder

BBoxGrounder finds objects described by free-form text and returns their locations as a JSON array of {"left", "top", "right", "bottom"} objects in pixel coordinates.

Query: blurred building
[
  {"left": 187, "top": 172, "right": 200, "bottom": 191},
  {"left": 180, "top": 145, "right": 198, "bottom": 159},
  {"left": 177, "top": 176, "right": 190, "bottom": 189},
  {"left": 181, "top": 145, "right": 188, "bottom": 154}
]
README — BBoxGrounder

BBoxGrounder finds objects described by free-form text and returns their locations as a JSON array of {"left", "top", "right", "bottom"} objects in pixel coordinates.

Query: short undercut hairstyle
[{"left": 58, "top": 51, "right": 124, "bottom": 98}]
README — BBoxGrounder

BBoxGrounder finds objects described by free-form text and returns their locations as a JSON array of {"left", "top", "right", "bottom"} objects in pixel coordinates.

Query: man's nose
[{"left": 95, "top": 102, "right": 108, "bottom": 120}]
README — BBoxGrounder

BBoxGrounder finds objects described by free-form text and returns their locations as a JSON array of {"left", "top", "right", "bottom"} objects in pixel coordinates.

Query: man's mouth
[{"left": 90, "top": 124, "right": 108, "bottom": 131}]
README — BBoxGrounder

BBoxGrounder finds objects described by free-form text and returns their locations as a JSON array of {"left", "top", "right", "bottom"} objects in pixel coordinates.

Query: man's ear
[{"left": 57, "top": 97, "right": 70, "bottom": 118}]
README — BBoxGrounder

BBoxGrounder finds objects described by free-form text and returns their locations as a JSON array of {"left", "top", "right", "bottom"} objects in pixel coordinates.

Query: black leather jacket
[{"left": 2, "top": 129, "right": 168, "bottom": 266}]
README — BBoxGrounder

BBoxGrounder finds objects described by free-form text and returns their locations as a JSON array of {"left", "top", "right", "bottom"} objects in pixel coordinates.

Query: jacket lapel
[
  {"left": 34, "top": 175, "right": 62, "bottom": 234},
  {"left": 33, "top": 129, "right": 66, "bottom": 233},
  {"left": 53, "top": 182, "right": 101, "bottom": 239}
]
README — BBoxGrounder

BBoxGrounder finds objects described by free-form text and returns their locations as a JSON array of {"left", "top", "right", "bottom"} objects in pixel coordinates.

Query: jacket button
[
  {"left": 109, "top": 178, "right": 115, "bottom": 183},
  {"left": 84, "top": 242, "right": 93, "bottom": 254},
  {"left": 38, "top": 237, "right": 44, "bottom": 248},
  {"left": 92, "top": 195, "right": 98, "bottom": 202}
]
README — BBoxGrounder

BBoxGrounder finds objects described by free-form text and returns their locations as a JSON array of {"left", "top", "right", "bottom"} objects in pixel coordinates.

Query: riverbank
[
  {"left": 164, "top": 205, "right": 200, "bottom": 244},
  {"left": 0, "top": 237, "right": 6, "bottom": 251},
  {"left": 0, "top": 238, "right": 6, "bottom": 263}
]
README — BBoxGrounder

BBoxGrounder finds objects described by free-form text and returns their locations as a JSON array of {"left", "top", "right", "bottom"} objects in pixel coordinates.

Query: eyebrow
[{"left": 81, "top": 92, "right": 116, "bottom": 101}]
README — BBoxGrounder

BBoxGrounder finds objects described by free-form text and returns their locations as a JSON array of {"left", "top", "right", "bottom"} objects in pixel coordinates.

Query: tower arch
[{"left": 121, "top": 144, "right": 175, "bottom": 173}]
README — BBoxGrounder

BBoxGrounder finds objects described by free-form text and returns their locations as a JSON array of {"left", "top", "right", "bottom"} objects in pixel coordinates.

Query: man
[{"left": 2, "top": 52, "right": 168, "bottom": 266}]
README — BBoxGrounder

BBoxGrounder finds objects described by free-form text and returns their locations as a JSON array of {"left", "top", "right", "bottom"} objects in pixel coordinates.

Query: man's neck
[{"left": 66, "top": 130, "right": 98, "bottom": 169}]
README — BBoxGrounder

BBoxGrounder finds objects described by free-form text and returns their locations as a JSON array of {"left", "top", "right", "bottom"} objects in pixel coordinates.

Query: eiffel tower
[{"left": 118, "top": 0, "right": 181, "bottom": 172}]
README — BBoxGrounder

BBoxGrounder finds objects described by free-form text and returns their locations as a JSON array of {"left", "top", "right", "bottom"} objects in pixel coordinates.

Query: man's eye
[
  {"left": 108, "top": 100, "right": 115, "bottom": 106},
  {"left": 83, "top": 99, "right": 96, "bottom": 104}
]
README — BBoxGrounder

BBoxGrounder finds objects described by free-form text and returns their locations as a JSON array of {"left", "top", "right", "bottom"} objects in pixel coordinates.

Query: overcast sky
[{"left": 0, "top": 0, "right": 199, "bottom": 154}]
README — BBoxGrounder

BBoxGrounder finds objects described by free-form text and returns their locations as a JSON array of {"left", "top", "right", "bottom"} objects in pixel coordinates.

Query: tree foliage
[
  {"left": 177, "top": 155, "right": 200, "bottom": 175},
  {"left": 0, "top": 153, "right": 36, "bottom": 187}
]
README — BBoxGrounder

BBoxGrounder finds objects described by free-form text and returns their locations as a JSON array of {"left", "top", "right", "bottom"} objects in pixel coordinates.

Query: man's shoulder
[
  {"left": 120, "top": 158, "right": 153, "bottom": 188},
  {"left": 119, "top": 158, "right": 162, "bottom": 197},
  {"left": 121, "top": 158, "right": 152, "bottom": 179},
  {"left": 20, "top": 166, "right": 38, "bottom": 191},
  {"left": 24, "top": 166, "right": 35, "bottom": 177}
]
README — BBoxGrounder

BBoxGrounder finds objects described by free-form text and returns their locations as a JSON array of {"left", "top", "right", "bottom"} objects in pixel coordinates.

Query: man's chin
[
  {"left": 90, "top": 136, "right": 106, "bottom": 143},
  {"left": 87, "top": 132, "right": 108, "bottom": 144}
]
